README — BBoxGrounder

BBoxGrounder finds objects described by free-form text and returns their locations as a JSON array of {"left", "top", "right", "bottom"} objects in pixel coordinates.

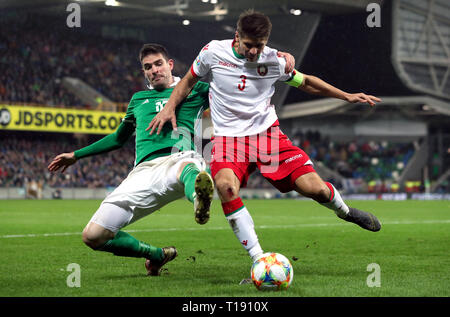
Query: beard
[{"left": 146, "top": 74, "right": 167, "bottom": 90}]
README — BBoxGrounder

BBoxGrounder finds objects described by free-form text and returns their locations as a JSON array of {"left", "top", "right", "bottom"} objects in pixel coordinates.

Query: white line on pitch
[{"left": 1, "top": 219, "right": 449, "bottom": 239}]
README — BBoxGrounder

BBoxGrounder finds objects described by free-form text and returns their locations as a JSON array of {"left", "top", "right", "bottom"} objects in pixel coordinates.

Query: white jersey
[{"left": 191, "top": 39, "right": 292, "bottom": 137}]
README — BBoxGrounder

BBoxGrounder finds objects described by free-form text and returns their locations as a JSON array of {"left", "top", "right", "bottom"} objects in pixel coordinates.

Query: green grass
[{"left": 0, "top": 199, "right": 449, "bottom": 297}]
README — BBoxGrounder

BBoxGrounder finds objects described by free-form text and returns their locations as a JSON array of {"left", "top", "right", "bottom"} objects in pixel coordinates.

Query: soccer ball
[{"left": 251, "top": 252, "right": 293, "bottom": 291}]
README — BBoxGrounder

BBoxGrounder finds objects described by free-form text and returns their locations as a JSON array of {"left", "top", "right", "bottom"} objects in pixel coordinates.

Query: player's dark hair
[
  {"left": 139, "top": 43, "right": 170, "bottom": 62},
  {"left": 236, "top": 9, "right": 272, "bottom": 39}
]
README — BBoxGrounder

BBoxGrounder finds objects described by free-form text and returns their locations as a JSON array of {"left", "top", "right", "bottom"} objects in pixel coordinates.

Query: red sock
[
  {"left": 221, "top": 197, "right": 244, "bottom": 216},
  {"left": 325, "top": 182, "right": 335, "bottom": 202},
  {"left": 321, "top": 182, "right": 349, "bottom": 218}
]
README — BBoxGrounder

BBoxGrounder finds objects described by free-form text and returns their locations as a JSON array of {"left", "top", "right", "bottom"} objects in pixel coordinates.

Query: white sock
[
  {"left": 321, "top": 182, "right": 350, "bottom": 219},
  {"left": 226, "top": 206, "right": 264, "bottom": 261}
]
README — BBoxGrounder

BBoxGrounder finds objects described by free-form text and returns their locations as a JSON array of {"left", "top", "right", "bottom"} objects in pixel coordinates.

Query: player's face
[
  {"left": 141, "top": 53, "right": 174, "bottom": 90},
  {"left": 235, "top": 32, "right": 268, "bottom": 62}
]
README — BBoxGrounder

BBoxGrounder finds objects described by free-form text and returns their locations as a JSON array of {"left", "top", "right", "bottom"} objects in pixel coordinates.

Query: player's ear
[
  {"left": 168, "top": 59, "right": 174, "bottom": 71},
  {"left": 234, "top": 31, "right": 239, "bottom": 43}
]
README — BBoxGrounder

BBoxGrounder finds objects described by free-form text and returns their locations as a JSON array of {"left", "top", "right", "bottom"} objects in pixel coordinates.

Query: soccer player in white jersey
[{"left": 148, "top": 10, "right": 382, "bottom": 263}]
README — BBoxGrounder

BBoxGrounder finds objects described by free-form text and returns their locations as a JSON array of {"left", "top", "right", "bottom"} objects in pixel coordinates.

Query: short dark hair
[
  {"left": 236, "top": 10, "right": 272, "bottom": 39},
  {"left": 139, "top": 43, "right": 170, "bottom": 62}
]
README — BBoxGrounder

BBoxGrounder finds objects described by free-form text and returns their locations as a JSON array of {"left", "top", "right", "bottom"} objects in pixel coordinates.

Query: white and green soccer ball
[{"left": 251, "top": 252, "right": 294, "bottom": 291}]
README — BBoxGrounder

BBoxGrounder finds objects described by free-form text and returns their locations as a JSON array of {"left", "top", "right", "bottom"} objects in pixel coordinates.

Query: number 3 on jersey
[{"left": 238, "top": 75, "right": 246, "bottom": 91}]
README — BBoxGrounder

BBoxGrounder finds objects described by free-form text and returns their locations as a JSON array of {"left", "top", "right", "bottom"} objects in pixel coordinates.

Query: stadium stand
[
  {"left": 0, "top": 16, "right": 144, "bottom": 108},
  {"left": 242, "top": 129, "right": 418, "bottom": 194},
  {"left": 291, "top": 130, "right": 415, "bottom": 181},
  {"left": 0, "top": 129, "right": 419, "bottom": 194},
  {"left": 0, "top": 4, "right": 448, "bottom": 199},
  {"left": 0, "top": 132, "right": 135, "bottom": 189}
]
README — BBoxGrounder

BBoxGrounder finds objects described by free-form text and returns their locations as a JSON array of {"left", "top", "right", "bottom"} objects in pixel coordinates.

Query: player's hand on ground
[
  {"left": 345, "top": 93, "right": 381, "bottom": 107},
  {"left": 146, "top": 107, "right": 177, "bottom": 135},
  {"left": 47, "top": 152, "right": 77, "bottom": 173},
  {"left": 277, "top": 51, "right": 295, "bottom": 74}
]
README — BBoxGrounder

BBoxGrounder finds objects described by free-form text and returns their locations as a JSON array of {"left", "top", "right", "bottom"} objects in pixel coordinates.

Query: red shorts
[{"left": 210, "top": 121, "right": 315, "bottom": 193}]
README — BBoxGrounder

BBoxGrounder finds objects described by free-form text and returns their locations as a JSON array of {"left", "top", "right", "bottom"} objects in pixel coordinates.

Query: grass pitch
[{"left": 0, "top": 199, "right": 449, "bottom": 297}]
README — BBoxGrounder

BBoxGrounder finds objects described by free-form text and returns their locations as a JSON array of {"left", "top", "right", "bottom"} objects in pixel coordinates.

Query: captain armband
[{"left": 285, "top": 70, "right": 304, "bottom": 88}]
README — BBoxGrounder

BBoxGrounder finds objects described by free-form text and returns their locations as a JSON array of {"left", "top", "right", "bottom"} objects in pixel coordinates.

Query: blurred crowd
[
  {"left": 0, "top": 16, "right": 144, "bottom": 107},
  {"left": 0, "top": 133, "right": 135, "bottom": 188},
  {"left": 0, "top": 131, "right": 435, "bottom": 195},
  {"left": 245, "top": 130, "right": 417, "bottom": 193},
  {"left": 290, "top": 130, "right": 415, "bottom": 182}
]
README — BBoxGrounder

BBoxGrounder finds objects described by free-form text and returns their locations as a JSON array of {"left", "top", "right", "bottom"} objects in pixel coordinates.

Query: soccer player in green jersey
[{"left": 47, "top": 44, "right": 214, "bottom": 276}]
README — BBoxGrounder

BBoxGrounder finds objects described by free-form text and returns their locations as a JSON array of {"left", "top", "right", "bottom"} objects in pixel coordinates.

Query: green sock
[
  {"left": 180, "top": 163, "right": 200, "bottom": 203},
  {"left": 100, "top": 231, "right": 163, "bottom": 261}
]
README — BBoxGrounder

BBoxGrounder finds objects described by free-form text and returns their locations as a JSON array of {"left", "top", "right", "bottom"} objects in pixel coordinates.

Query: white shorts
[{"left": 89, "top": 151, "right": 206, "bottom": 233}]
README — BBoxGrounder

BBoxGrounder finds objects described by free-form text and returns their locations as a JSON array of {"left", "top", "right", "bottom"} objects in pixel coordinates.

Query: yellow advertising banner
[{"left": 0, "top": 105, "right": 125, "bottom": 134}]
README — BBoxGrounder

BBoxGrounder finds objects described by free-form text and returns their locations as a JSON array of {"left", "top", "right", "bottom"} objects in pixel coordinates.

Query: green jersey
[{"left": 74, "top": 80, "right": 209, "bottom": 166}]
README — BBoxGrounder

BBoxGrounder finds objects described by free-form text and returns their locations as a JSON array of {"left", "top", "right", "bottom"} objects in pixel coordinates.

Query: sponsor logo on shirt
[
  {"left": 284, "top": 153, "right": 303, "bottom": 164},
  {"left": 257, "top": 64, "right": 268, "bottom": 76},
  {"left": 219, "top": 60, "right": 238, "bottom": 68}
]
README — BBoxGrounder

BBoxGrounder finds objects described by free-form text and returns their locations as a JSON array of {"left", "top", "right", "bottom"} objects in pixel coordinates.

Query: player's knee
[
  {"left": 82, "top": 227, "right": 107, "bottom": 250},
  {"left": 215, "top": 178, "right": 238, "bottom": 200}
]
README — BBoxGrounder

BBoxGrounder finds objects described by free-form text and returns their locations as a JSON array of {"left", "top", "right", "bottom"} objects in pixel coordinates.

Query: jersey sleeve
[
  {"left": 196, "top": 81, "right": 210, "bottom": 96},
  {"left": 122, "top": 95, "right": 136, "bottom": 124},
  {"left": 276, "top": 55, "right": 293, "bottom": 82},
  {"left": 74, "top": 98, "right": 136, "bottom": 159},
  {"left": 190, "top": 42, "right": 214, "bottom": 78}
]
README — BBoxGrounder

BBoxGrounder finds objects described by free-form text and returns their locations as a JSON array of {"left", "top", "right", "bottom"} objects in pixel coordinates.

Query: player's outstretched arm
[
  {"left": 299, "top": 74, "right": 381, "bottom": 106},
  {"left": 47, "top": 152, "right": 77, "bottom": 173},
  {"left": 146, "top": 70, "right": 199, "bottom": 135},
  {"left": 47, "top": 120, "right": 134, "bottom": 173}
]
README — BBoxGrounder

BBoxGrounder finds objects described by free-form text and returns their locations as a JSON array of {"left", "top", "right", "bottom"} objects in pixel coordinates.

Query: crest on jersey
[{"left": 257, "top": 64, "right": 268, "bottom": 76}]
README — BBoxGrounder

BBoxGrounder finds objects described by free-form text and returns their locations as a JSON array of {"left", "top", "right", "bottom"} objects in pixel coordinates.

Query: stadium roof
[
  {"left": 279, "top": 95, "right": 450, "bottom": 119},
  {"left": 1, "top": 0, "right": 384, "bottom": 26}
]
